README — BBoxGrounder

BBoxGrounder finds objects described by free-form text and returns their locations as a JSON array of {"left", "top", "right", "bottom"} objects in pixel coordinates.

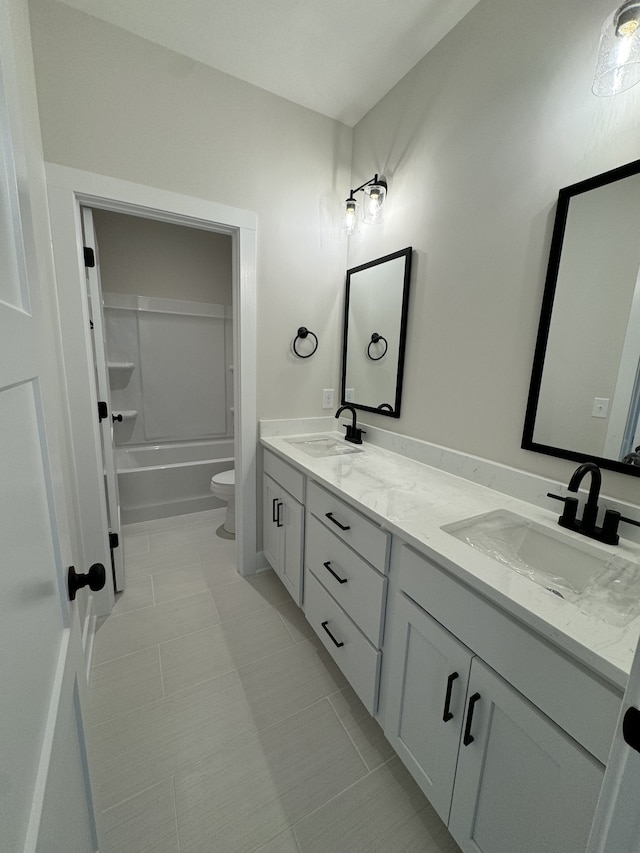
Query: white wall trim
[{"left": 46, "top": 165, "right": 258, "bottom": 612}]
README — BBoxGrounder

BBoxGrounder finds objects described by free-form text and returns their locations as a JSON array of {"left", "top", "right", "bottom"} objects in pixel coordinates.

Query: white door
[
  {"left": 0, "top": 1, "right": 98, "bottom": 849},
  {"left": 81, "top": 206, "right": 125, "bottom": 591},
  {"left": 587, "top": 635, "right": 640, "bottom": 852}
]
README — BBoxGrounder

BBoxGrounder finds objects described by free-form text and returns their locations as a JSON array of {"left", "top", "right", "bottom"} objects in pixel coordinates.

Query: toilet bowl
[{"left": 210, "top": 468, "right": 235, "bottom": 535}]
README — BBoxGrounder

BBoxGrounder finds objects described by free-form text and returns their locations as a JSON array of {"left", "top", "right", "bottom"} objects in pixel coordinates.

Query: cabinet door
[
  {"left": 384, "top": 592, "right": 473, "bottom": 824},
  {"left": 263, "top": 474, "right": 282, "bottom": 572},
  {"left": 280, "top": 490, "right": 304, "bottom": 606},
  {"left": 449, "top": 657, "right": 604, "bottom": 853}
]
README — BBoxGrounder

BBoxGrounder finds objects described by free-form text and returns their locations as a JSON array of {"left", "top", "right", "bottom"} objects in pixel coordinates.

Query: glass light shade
[
  {"left": 362, "top": 182, "right": 386, "bottom": 225},
  {"left": 344, "top": 197, "right": 359, "bottom": 234},
  {"left": 593, "top": 3, "right": 640, "bottom": 96}
]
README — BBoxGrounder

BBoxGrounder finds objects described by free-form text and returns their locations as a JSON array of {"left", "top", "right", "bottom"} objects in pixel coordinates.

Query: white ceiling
[{"left": 56, "top": 0, "right": 481, "bottom": 126}]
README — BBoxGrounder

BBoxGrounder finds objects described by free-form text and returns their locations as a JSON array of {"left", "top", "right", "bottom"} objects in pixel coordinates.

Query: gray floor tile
[
  {"left": 328, "top": 686, "right": 395, "bottom": 771},
  {"left": 173, "top": 730, "right": 292, "bottom": 853},
  {"left": 277, "top": 599, "right": 315, "bottom": 643},
  {"left": 195, "top": 535, "right": 238, "bottom": 565},
  {"left": 89, "top": 647, "right": 163, "bottom": 726},
  {"left": 152, "top": 563, "right": 211, "bottom": 604},
  {"left": 91, "top": 672, "right": 254, "bottom": 810},
  {"left": 123, "top": 533, "right": 149, "bottom": 557},
  {"left": 98, "top": 779, "right": 179, "bottom": 853},
  {"left": 220, "top": 607, "right": 296, "bottom": 669},
  {"left": 148, "top": 520, "right": 223, "bottom": 551},
  {"left": 159, "top": 624, "right": 236, "bottom": 695},
  {"left": 93, "top": 592, "right": 219, "bottom": 664},
  {"left": 254, "top": 828, "right": 300, "bottom": 853},
  {"left": 125, "top": 542, "right": 201, "bottom": 579},
  {"left": 112, "top": 576, "right": 154, "bottom": 615},
  {"left": 183, "top": 507, "right": 226, "bottom": 526},
  {"left": 239, "top": 638, "right": 347, "bottom": 730},
  {"left": 293, "top": 757, "right": 461, "bottom": 853},
  {"left": 211, "top": 571, "right": 289, "bottom": 622},
  {"left": 256, "top": 699, "right": 367, "bottom": 825},
  {"left": 200, "top": 558, "right": 241, "bottom": 590}
]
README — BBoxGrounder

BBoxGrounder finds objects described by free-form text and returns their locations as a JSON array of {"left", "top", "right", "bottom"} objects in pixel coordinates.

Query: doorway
[{"left": 46, "top": 164, "right": 258, "bottom": 618}]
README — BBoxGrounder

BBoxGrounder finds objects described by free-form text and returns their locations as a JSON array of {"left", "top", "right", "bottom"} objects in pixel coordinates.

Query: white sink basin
[
  {"left": 442, "top": 509, "right": 640, "bottom": 625},
  {"left": 284, "top": 435, "right": 363, "bottom": 458}
]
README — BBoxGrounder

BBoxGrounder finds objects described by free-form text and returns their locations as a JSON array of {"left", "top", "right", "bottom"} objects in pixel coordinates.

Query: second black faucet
[{"left": 335, "top": 405, "right": 366, "bottom": 445}]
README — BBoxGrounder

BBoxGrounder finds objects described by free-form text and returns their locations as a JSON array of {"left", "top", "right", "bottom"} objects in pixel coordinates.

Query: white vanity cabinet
[
  {"left": 263, "top": 450, "right": 305, "bottom": 605},
  {"left": 383, "top": 544, "right": 617, "bottom": 853},
  {"left": 303, "top": 481, "right": 390, "bottom": 714}
]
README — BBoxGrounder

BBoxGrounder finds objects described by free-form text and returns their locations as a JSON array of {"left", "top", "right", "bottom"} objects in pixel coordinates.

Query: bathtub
[{"left": 116, "top": 439, "right": 234, "bottom": 525}]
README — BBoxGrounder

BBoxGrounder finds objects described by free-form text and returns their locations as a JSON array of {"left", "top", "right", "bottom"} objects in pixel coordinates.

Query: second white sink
[{"left": 442, "top": 509, "right": 640, "bottom": 624}]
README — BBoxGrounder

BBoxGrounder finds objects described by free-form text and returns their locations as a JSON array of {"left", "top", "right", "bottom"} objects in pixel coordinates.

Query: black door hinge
[
  {"left": 83, "top": 246, "right": 95, "bottom": 268},
  {"left": 109, "top": 532, "right": 119, "bottom": 550},
  {"left": 97, "top": 400, "right": 108, "bottom": 422}
]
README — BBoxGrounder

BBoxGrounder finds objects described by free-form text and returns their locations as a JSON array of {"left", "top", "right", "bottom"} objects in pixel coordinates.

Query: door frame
[{"left": 46, "top": 164, "right": 257, "bottom": 617}]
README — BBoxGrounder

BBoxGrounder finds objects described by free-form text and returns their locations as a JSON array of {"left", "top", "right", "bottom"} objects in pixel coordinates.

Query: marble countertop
[{"left": 261, "top": 431, "right": 640, "bottom": 691}]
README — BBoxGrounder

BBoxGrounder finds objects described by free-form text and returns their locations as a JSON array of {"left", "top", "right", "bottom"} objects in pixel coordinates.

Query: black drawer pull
[
  {"left": 272, "top": 497, "right": 278, "bottom": 523},
  {"left": 321, "top": 620, "right": 344, "bottom": 648},
  {"left": 442, "top": 671, "right": 459, "bottom": 722},
  {"left": 276, "top": 502, "right": 283, "bottom": 528},
  {"left": 463, "top": 692, "right": 481, "bottom": 746},
  {"left": 323, "top": 561, "right": 348, "bottom": 584},
  {"left": 325, "top": 512, "right": 351, "bottom": 531}
]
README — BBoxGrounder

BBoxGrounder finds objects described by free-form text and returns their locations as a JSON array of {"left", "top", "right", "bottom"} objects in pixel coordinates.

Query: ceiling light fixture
[
  {"left": 344, "top": 174, "right": 387, "bottom": 235},
  {"left": 593, "top": 0, "right": 640, "bottom": 95}
]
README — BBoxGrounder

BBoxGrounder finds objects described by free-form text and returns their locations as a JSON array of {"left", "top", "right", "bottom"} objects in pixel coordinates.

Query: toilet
[{"left": 210, "top": 468, "right": 235, "bottom": 535}]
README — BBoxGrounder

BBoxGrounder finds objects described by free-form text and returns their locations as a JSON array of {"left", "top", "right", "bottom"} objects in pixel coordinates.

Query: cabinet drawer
[
  {"left": 307, "top": 480, "right": 389, "bottom": 573},
  {"left": 263, "top": 449, "right": 305, "bottom": 503},
  {"left": 304, "top": 570, "right": 381, "bottom": 715},
  {"left": 306, "top": 514, "right": 387, "bottom": 647}
]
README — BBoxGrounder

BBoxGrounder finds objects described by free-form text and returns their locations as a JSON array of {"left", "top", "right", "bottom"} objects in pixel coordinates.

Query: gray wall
[
  {"left": 28, "top": 0, "right": 640, "bottom": 504},
  {"left": 348, "top": 0, "right": 640, "bottom": 504},
  {"left": 28, "top": 0, "right": 351, "bottom": 423}
]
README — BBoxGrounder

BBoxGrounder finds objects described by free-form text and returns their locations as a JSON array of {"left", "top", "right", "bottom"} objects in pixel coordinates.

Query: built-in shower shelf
[
  {"left": 108, "top": 361, "right": 135, "bottom": 374},
  {"left": 113, "top": 410, "right": 138, "bottom": 421}
]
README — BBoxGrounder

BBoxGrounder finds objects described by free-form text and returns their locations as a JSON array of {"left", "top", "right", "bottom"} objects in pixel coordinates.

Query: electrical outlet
[
  {"left": 345, "top": 388, "right": 355, "bottom": 403},
  {"left": 322, "top": 388, "right": 334, "bottom": 409}
]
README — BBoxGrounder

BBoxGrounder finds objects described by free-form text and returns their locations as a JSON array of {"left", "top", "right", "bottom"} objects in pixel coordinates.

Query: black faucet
[
  {"left": 335, "top": 405, "right": 366, "bottom": 445},
  {"left": 548, "top": 462, "right": 640, "bottom": 545}
]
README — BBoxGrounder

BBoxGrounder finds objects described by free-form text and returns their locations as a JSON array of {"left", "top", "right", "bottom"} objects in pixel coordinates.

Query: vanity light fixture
[
  {"left": 593, "top": 0, "right": 640, "bottom": 95},
  {"left": 343, "top": 174, "right": 387, "bottom": 235}
]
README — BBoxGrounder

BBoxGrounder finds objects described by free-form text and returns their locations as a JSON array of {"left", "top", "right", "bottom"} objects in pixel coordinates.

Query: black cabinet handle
[
  {"left": 463, "top": 692, "right": 481, "bottom": 745},
  {"left": 276, "top": 502, "right": 283, "bottom": 528},
  {"left": 272, "top": 497, "right": 278, "bottom": 523},
  {"left": 442, "top": 671, "right": 459, "bottom": 722},
  {"left": 323, "top": 561, "right": 348, "bottom": 584},
  {"left": 321, "top": 620, "right": 344, "bottom": 648},
  {"left": 325, "top": 512, "right": 351, "bottom": 531}
]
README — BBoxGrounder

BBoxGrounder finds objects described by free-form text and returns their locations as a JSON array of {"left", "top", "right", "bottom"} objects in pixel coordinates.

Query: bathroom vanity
[{"left": 260, "top": 427, "right": 640, "bottom": 853}]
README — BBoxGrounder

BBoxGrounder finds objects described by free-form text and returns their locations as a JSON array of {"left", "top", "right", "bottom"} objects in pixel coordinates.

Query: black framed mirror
[
  {"left": 340, "top": 247, "right": 412, "bottom": 417},
  {"left": 523, "top": 159, "right": 640, "bottom": 477}
]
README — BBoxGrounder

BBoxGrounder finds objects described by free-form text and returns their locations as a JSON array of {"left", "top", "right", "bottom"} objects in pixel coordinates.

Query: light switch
[{"left": 592, "top": 397, "right": 610, "bottom": 418}]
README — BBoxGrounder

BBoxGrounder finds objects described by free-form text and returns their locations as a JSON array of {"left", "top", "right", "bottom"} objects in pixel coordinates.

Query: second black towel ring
[
  {"left": 293, "top": 326, "right": 318, "bottom": 358},
  {"left": 367, "top": 332, "right": 388, "bottom": 361}
]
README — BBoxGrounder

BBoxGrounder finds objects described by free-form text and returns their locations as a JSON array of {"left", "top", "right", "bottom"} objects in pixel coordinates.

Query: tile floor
[{"left": 88, "top": 508, "right": 462, "bottom": 853}]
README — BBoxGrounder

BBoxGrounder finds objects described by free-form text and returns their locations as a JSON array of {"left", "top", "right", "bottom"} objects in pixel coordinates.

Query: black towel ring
[
  {"left": 293, "top": 326, "right": 318, "bottom": 358},
  {"left": 377, "top": 403, "right": 394, "bottom": 412},
  {"left": 367, "top": 332, "right": 388, "bottom": 361}
]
